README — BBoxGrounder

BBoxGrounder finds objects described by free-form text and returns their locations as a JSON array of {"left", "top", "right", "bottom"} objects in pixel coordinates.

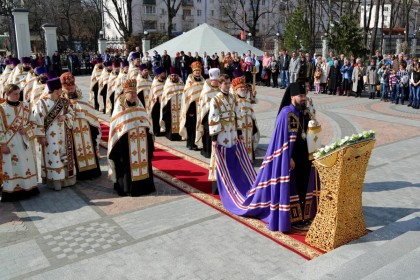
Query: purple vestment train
[{"left": 215, "top": 104, "right": 318, "bottom": 232}]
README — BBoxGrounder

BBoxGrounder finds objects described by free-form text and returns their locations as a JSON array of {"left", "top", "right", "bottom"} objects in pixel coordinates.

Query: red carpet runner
[
  {"left": 100, "top": 122, "right": 323, "bottom": 260},
  {"left": 100, "top": 123, "right": 109, "bottom": 143}
]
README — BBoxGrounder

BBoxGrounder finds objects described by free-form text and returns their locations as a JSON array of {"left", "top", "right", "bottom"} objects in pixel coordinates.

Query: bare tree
[
  {"left": 388, "top": 0, "right": 402, "bottom": 53},
  {"left": 370, "top": 0, "right": 381, "bottom": 55},
  {"left": 218, "top": 0, "right": 279, "bottom": 38},
  {"left": 297, "top": 0, "right": 318, "bottom": 53},
  {"left": 97, "top": 0, "right": 133, "bottom": 41},
  {"left": 403, "top": 0, "right": 414, "bottom": 42},
  {"left": 0, "top": 0, "right": 18, "bottom": 55},
  {"left": 162, "top": 0, "right": 182, "bottom": 39}
]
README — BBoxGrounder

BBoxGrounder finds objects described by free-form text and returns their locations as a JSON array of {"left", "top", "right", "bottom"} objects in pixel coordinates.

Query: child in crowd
[
  {"left": 389, "top": 68, "right": 398, "bottom": 103},
  {"left": 377, "top": 64, "right": 389, "bottom": 101},
  {"left": 396, "top": 62, "right": 409, "bottom": 105}
]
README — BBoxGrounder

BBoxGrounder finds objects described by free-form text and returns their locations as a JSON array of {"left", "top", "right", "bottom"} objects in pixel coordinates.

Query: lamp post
[
  {"left": 98, "top": 29, "right": 107, "bottom": 54},
  {"left": 275, "top": 32, "right": 280, "bottom": 58},
  {"left": 246, "top": 32, "right": 254, "bottom": 46},
  {"left": 322, "top": 32, "right": 328, "bottom": 59},
  {"left": 411, "top": 32, "right": 417, "bottom": 57},
  {"left": 381, "top": 32, "right": 386, "bottom": 55},
  {"left": 396, "top": 33, "right": 402, "bottom": 55},
  {"left": 367, "top": 30, "right": 372, "bottom": 55},
  {"left": 142, "top": 30, "right": 150, "bottom": 53}
]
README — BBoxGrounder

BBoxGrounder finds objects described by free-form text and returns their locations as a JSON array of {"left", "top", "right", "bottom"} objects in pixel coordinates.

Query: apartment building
[{"left": 103, "top": 0, "right": 284, "bottom": 48}]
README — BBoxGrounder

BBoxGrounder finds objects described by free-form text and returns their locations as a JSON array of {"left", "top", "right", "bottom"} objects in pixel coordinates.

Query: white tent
[{"left": 148, "top": 23, "right": 264, "bottom": 56}]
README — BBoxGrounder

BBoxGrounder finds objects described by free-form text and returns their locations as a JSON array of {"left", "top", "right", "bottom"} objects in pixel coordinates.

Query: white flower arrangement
[{"left": 313, "top": 130, "right": 376, "bottom": 160}]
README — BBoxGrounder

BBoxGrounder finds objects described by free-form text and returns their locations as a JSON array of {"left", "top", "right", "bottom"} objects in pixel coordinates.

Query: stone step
[
  {"left": 362, "top": 246, "right": 420, "bottom": 280},
  {"left": 321, "top": 230, "right": 420, "bottom": 279},
  {"left": 273, "top": 212, "right": 420, "bottom": 280}
]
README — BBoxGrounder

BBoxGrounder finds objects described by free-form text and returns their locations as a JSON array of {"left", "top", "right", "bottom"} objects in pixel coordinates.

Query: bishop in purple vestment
[{"left": 215, "top": 82, "right": 318, "bottom": 232}]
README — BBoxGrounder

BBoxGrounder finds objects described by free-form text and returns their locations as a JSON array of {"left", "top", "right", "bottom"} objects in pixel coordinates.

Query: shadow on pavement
[{"left": 363, "top": 181, "right": 420, "bottom": 192}]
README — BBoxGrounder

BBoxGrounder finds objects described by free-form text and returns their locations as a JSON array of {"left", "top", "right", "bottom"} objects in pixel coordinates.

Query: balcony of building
[
  {"left": 182, "top": 0, "right": 194, "bottom": 8},
  {"left": 182, "top": 15, "right": 194, "bottom": 22},
  {"left": 143, "top": 0, "right": 156, "bottom": 5}
]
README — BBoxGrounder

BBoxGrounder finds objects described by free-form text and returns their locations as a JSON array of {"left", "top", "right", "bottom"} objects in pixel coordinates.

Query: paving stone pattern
[{"left": 38, "top": 220, "right": 132, "bottom": 262}]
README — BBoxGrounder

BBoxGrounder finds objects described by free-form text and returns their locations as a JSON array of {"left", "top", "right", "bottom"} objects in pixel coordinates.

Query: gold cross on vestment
[{"left": 290, "top": 118, "right": 297, "bottom": 127}]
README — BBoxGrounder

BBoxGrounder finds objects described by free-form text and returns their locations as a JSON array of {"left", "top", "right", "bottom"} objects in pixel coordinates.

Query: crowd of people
[{"left": 273, "top": 49, "right": 420, "bottom": 108}]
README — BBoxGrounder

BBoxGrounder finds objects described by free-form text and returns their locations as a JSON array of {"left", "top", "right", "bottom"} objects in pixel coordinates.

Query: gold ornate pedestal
[{"left": 305, "top": 139, "right": 375, "bottom": 252}]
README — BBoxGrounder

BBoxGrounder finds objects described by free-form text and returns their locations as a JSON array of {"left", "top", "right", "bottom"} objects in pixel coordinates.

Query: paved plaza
[{"left": 1, "top": 75, "right": 419, "bottom": 279}]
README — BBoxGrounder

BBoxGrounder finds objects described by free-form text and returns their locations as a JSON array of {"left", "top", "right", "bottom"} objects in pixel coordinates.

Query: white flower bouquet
[{"left": 313, "top": 130, "right": 376, "bottom": 160}]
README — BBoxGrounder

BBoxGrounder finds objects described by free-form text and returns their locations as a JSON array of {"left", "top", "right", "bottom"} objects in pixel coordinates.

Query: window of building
[
  {"left": 197, "top": 9, "right": 202, "bottom": 16},
  {"left": 197, "top": 0, "right": 201, "bottom": 2},
  {"left": 262, "top": 13, "right": 265, "bottom": 19},
  {"left": 261, "top": 0, "right": 266, "bottom": 5},
  {"left": 161, "top": 9, "right": 166, "bottom": 15},
  {"left": 211, "top": 10, "right": 214, "bottom": 16},
  {"left": 173, "top": 24, "right": 177, "bottom": 31},
  {"left": 384, "top": 6, "right": 389, "bottom": 12},
  {"left": 144, "top": 5, "right": 156, "bottom": 14},
  {"left": 144, "top": 20, "right": 157, "bottom": 29},
  {"left": 183, "top": 9, "right": 191, "bottom": 16},
  {"left": 160, "top": 23, "right": 166, "bottom": 31}
]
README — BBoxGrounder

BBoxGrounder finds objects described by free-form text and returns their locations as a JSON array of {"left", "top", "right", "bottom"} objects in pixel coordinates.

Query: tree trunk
[{"left": 370, "top": 0, "right": 381, "bottom": 55}]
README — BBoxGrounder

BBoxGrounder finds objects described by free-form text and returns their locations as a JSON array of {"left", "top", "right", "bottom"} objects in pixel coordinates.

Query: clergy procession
[
  {"left": 0, "top": 58, "right": 103, "bottom": 200},
  {"left": 0, "top": 48, "right": 324, "bottom": 233}
]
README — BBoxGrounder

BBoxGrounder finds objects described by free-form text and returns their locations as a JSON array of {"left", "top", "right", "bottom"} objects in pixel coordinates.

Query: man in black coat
[
  {"left": 202, "top": 51, "right": 211, "bottom": 79},
  {"left": 52, "top": 50, "right": 61, "bottom": 75},
  {"left": 162, "top": 50, "right": 172, "bottom": 76}
]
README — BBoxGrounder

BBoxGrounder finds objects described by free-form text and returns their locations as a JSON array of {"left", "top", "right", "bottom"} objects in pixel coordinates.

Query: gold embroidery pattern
[{"left": 288, "top": 112, "right": 299, "bottom": 133}]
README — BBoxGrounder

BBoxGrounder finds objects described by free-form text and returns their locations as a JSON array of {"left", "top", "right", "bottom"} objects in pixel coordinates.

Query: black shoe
[
  {"left": 292, "top": 221, "right": 310, "bottom": 231},
  {"left": 407, "top": 103, "right": 412, "bottom": 107},
  {"left": 117, "top": 190, "right": 128, "bottom": 197}
]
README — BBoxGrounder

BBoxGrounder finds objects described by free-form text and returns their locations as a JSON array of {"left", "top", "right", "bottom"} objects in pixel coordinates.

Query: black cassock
[
  {"left": 92, "top": 82, "right": 100, "bottom": 110},
  {"left": 109, "top": 126, "right": 155, "bottom": 197},
  {"left": 185, "top": 101, "right": 197, "bottom": 149},
  {"left": 137, "top": 90, "right": 146, "bottom": 108},
  {"left": 162, "top": 99, "right": 182, "bottom": 141},
  {"left": 200, "top": 113, "right": 212, "bottom": 158},
  {"left": 99, "top": 84, "right": 107, "bottom": 114},
  {"left": 151, "top": 101, "right": 165, "bottom": 136}
]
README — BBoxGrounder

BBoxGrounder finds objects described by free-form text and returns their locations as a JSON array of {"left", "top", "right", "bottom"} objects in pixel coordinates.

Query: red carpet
[
  {"left": 100, "top": 123, "right": 109, "bottom": 142},
  {"left": 100, "top": 122, "right": 323, "bottom": 260},
  {"left": 152, "top": 144, "right": 324, "bottom": 260}
]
